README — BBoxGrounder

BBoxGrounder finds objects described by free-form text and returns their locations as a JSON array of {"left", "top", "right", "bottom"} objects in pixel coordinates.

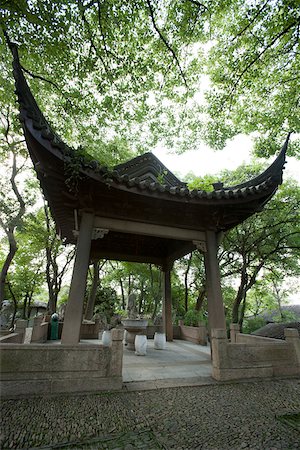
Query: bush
[
  {"left": 183, "top": 310, "right": 206, "bottom": 327},
  {"left": 243, "top": 317, "right": 267, "bottom": 334}
]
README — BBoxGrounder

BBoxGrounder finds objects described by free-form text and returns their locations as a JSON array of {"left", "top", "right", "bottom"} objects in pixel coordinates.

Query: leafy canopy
[{"left": 1, "top": 0, "right": 299, "bottom": 159}]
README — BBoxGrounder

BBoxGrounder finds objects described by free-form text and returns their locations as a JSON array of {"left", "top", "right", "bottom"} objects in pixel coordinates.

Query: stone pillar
[
  {"left": 204, "top": 230, "right": 226, "bottom": 330},
  {"left": 31, "top": 316, "right": 47, "bottom": 343},
  {"left": 110, "top": 328, "right": 125, "bottom": 378},
  {"left": 61, "top": 212, "right": 94, "bottom": 345},
  {"left": 230, "top": 323, "right": 240, "bottom": 343},
  {"left": 211, "top": 328, "right": 228, "bottom": 381},
  {"left": 15, "top": 319, "right": 28, "bottom": 343},
  {"left": 162, "top": 268, "right": 173, "bottom": 341}
]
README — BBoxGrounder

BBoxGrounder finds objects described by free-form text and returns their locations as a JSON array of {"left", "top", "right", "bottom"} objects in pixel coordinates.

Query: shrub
[
  {"left": 184, "top": 310, "right": 206, "bottom": 327},
  {"left": 243, "top": 316, "right": 267, "bottom": 334}
]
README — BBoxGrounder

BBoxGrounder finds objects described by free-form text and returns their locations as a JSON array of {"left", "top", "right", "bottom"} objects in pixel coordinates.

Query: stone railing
[
  {"left": 178, "top": 320, "right": 207, "bottom": 345},
  {"left": 212, "top": 327, "right": 300, "bottom": 381},
  {"left": 0, "top": 317, "right": 49, "bottom": 344},
  {"left": 0, "top": 328, "right": 124, "bottom": 397}
]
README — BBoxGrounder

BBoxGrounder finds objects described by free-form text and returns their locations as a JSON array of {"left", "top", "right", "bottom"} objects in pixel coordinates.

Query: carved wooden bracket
[
  {"left": 92, "top": 228, "right": 109, "bottom": 240},
  {"left": 193, "top": 240, "right": 207, "bottom": 253}
]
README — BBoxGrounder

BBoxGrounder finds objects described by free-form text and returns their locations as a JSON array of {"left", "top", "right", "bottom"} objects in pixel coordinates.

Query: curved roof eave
[{"left": 10, "top": 41, "right": 289, "bottom": 208}]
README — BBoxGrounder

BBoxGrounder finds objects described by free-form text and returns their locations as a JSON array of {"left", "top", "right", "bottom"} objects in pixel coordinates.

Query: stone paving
[
  {"left": 1, "top": 378, "right": 300, "bottom": 449},
  {"left": 123, "top": 339, "right": 212, "bottom": 382}
]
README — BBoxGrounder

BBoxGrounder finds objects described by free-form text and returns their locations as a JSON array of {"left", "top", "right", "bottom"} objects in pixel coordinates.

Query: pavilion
[{"left": 10, "top": 42, "right": 290, "bottom": 347}]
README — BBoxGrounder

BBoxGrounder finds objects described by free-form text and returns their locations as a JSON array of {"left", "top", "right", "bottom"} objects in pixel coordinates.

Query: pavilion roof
[{"left": 10, "top": 42, "right": 291, "bottom": 265}]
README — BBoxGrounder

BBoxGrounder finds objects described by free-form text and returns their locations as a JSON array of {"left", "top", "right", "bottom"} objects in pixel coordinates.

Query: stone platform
[{"left": 123, "top": 338, "right": 213, "bottom": 388}]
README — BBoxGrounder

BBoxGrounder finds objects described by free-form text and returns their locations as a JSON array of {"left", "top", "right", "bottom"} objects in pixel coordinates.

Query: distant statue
[{"left": 127, "top": 293, "right": 138, "bottom": 319}]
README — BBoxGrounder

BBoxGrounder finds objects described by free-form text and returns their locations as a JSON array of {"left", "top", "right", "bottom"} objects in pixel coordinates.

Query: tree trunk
[
  {"left": 0, "top": 152, "right": 25, "bottom": 305},
  {"left": 0, "top": 228, "right": 17, "bottom": 306},
  {"left": 26, "top": 289, "right": 35, "bottom": 319},
  {"left": 151, "top": 270, "right": 162, "bottom": 321},
  {"left": 273, "top": 281, "right": 284, "bottom": 319},
  {"left": 195, "top": 285, "right": 206, "bottom": 311},
  {"left": 231, "top": 261, "right": 248, "bottom": 323},
  {"left": 138, "top": 281, "right": 144, "bottom": 314},
  {"left": 22, "top": 293, "right": 29, "bottom": 319},
  {"left": 44, "top": 202, "right": 58, "bottom": 314},
  {"left": 127, "top": 274, "right": 132, "bottom": 297},
  {"left": 84, "top": 261, "right": 100, "bottom": 320},
  {"left": 184, "top": 253, "right": 192, "bottom": 312},
  {"left": 238, "top": 294, "right": 247, "bottom": 330},
  {"left": 120, "top": 278, "right": 125, "bottom": 310},
  {"left": 7, "top": 281, "right": 18, "bottom": 329}
]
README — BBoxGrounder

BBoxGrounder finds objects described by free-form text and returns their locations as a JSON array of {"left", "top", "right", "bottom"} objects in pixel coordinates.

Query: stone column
[
  {"left": 211, "top": 328, "right": 228, "bottom": 381},
  {"left": 110, "top": 328, "right": 125, "bottom": 378},
  {"left": 162, "top": 268, "right": 173, "bottom": 341},
  {"left": 230, "top": 323, "right": 240, "bottom": 343},
  {"left": 61, "top": 212, "right": 94, "bottom": 345},
  {"left": 15, "top": 319, "right": 28, "bottom": 343},
  {"left": 204, "top": 230, "right": 226, "bottom": 330}
]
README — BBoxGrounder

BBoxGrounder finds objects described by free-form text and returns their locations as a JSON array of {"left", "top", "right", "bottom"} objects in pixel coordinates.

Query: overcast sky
[{"left": 153, "top": 134, "right": 300, "bottom": 182}]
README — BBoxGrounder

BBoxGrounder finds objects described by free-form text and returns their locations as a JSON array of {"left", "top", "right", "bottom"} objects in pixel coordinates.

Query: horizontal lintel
[{"left": 93, "top": 216, "right": 206, "bottom": 242}]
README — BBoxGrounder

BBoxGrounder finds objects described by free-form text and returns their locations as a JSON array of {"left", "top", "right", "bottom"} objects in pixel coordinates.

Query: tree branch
[
  {"left": 185, "top": 0, "right": 209, "bottom": 12},
  {"left": 20, "top": 65, "right": 61, "bottom": 92},
  {"left": 231, "top": 0, "right": 269, "bottom": 43},
  {"left": 229, "top": 18, "right": 300, "bottom": 96},
  {"left": 146, "top": 0, "right": 188, "bottom": 89}
]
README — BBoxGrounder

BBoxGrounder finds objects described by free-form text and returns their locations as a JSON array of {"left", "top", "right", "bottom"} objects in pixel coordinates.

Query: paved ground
[
  {"left": 1, "top": 379, "right": 300, "bottom": 449},
  {"left": 123, "top": 339, "right": 212, "bottom": 384}
]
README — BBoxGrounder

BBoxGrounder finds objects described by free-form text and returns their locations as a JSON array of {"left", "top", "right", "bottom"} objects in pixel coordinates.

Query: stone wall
[
  {"left": 0, "top": 332, "right": 23, "bottom": 344},
  {"left": 80, "top": 320, "right": 100, "bottom": 339},
  {"left": 178, "top": 320, "right": 207, "bottom": 345},
  {"left": 0, "top": 328, "right": 124, "bottom": 397},
  {"left": 212, "top": 328, "right": 300, "bottom": 381}
]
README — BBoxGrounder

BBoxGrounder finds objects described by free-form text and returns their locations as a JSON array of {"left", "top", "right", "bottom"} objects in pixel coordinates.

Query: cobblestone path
[{"left": 1, "top": 379, "right": 300, "bottom": 449}]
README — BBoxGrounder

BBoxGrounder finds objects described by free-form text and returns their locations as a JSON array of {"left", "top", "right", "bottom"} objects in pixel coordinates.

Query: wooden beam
[
  {"left": 90, "top": 251, "right": 164, "bottom": 265},
  {"left": 94, "top": 216, "right": 206, "bottom": 241}
]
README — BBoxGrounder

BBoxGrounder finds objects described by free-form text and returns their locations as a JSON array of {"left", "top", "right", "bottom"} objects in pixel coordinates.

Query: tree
[
  {"left": 174, "top": 251, "right": 207, "bottom": 313},
  {"left": 0, "top": 0, "right": 209, "bottom": 157},
  {"left": 0, "top": 110, "right": 28, "bottom": 305},
  {"left": 1, "top": 216, "right": 45, "bottom": 321},
  {"left": 85, "top": 259, "right": 107, "bottom": 320},
  {"left": 205, "top": 0, "right": 300, "bottom": 155},
  {"left": 1, "top": 1, "right": 298, "bottom": 156},
  {"left": 42, "top": 204, "right": 75, "bottom": 313},
  {"left": 220, "top": 179, "right": 300, "bottom": 327}
]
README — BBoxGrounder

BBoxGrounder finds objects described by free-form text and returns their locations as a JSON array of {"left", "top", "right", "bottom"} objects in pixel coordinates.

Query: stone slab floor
[
  {"left": 1, "top": 379, "right": 300, "bottom": 449},
  {"left": 122, "top": 339, "right": 213, "bottom": 386}
]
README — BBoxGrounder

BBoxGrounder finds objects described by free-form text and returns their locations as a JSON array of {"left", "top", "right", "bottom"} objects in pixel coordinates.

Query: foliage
[
  {"left": 92, "top": 286, "right": 119, "bottom": 323},
  {"left": 1, "top": 0, "right": 298, "bottom": 155},
  {"left": 242, "top": 317, "right": 267, "bottom": 334},
  {"left": 1, "top": 216, "right": 45, "bottom": 319},
  {"left": 272, "top": 310, "right": 298, "bottom": 323},
  {"left": 183, "top": 309, "right": 206, "bottom": 326},
  {"left": 205, "top": 0, "right": 300, "bottom": 155},
  {"left": 220, "top": 177, "right": 300, "bottom": 326}
]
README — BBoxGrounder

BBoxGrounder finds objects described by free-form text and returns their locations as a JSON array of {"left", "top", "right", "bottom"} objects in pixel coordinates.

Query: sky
[{"left": 153, "top": 134, "right": 300, "bottom": 182}]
